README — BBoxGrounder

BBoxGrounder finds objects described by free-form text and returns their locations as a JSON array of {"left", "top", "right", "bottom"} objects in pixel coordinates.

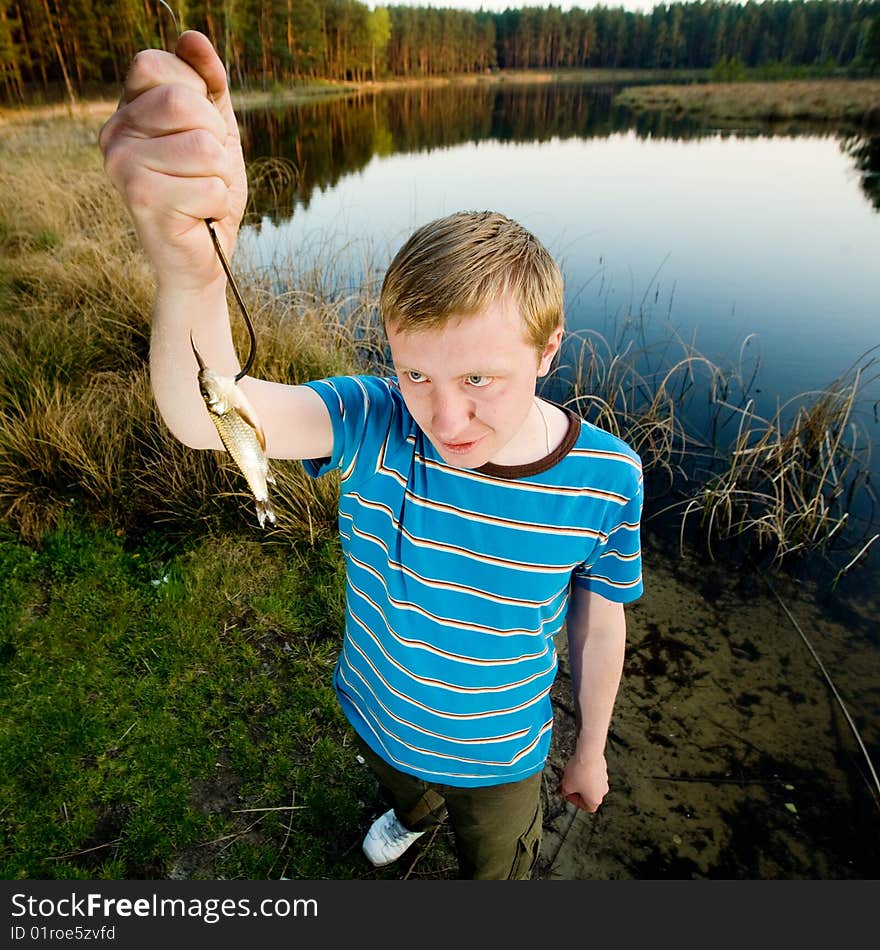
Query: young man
[{"left": 100, "top": 31, "right": 643, "bottom": 880}]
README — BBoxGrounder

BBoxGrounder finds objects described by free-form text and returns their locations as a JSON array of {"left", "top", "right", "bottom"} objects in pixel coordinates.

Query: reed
[
  {"left": 555, "top": 321, "right": 877, "bottom": 568},
  {"left": 680, "top": 363, "right": 877, "bottom": 565},
  {"left": 555, "top": 328, "right": 723, "bottom": 494}
]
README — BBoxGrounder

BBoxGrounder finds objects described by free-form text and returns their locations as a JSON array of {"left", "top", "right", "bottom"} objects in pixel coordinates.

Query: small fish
[{"left": 191, "top": 336, "right": 276, "bottom": 528}]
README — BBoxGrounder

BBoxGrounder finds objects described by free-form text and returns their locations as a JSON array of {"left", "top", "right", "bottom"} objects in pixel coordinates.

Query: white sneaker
[{"left": 362, "top": 808, "right": 425, "bottom": 866}]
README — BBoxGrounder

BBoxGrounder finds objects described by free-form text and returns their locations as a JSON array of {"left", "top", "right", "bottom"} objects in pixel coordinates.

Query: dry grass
[
  {"left": 615, "top": 79, "right": 880, "bottom": 128},
  {"left": 0, "top": 114, "right": 373, "bottom": 544},
  {"left": 557, "top": 329, "right": 723, "bottom": 493}
]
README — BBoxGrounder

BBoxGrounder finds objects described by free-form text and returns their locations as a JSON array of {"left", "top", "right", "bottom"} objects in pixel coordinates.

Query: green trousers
[{"left": 356, "top": 736, "right": 543, "bottom": 880}]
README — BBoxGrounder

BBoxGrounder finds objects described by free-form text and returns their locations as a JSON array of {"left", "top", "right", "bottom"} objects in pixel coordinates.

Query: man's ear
[{"left": 537, "top": 326, "right": 564, "bottom": 377}]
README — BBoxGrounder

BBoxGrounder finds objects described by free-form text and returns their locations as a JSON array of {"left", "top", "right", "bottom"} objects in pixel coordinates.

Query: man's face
[{"left": 387, "top": 297, "right": 562, "bottom": 469}]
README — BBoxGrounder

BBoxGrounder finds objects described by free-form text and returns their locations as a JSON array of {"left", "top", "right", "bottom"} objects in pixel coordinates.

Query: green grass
[{"left": 0, "top": 518, "right": 399, "bottom": 880}]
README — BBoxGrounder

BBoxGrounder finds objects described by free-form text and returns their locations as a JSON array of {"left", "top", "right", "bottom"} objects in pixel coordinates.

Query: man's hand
[
  {"left": 558, "top": 753, "right": 610, "bottom": 813},
  {"left": 98, "top": 31, "right": 247, "bottom": 291}
]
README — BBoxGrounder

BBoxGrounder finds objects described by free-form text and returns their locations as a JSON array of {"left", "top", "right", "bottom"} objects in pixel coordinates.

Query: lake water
[{"left": 235, "top": 82, "right": 880, "bottom": 875}]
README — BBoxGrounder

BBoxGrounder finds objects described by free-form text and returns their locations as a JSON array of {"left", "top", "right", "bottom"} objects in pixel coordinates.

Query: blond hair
[{"left": 380, "top": 211, "right": 564, "bottom": 353}]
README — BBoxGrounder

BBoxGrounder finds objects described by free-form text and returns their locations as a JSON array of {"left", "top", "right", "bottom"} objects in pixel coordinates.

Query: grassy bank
[
  {"left": 615, "top": 78, "right": 880, "bottom": 128},
  {"left": 0, "top": 521, "right": 382, "bottom": 879},
  {"left": 1, "top": 108, "right": 876, "bottom": 879}
]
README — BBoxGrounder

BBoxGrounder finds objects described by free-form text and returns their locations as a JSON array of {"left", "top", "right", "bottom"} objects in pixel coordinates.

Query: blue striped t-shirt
[{"left": 303, "top": 375, "right": 643, "bottom": 787}]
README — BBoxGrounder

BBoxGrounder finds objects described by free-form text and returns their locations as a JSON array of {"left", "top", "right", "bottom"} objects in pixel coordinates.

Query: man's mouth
[{"left": 439, "top": 436, "right": 484, "bottom": 456}]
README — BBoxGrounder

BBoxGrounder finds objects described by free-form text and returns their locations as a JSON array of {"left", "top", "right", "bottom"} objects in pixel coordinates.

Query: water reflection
[
  {"left": 238, "top": 84, "right": 879, "bottom": 225},
  {"left": 239, "top": 85, "right": 703, "bottom": 221},
  {"left": 841, "top": 134, "right": 880, "bottom": 211}
]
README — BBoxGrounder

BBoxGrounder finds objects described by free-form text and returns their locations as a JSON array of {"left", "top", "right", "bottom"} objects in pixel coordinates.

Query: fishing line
[
  {"left": 758, "top": 567, "right": 880, "bottom": 809},
  {"left": 157, "top": 0, "right": 257, "bottom": 382},
  {"left": 205, "top": 219, "right": 257, "bottom": 381}
]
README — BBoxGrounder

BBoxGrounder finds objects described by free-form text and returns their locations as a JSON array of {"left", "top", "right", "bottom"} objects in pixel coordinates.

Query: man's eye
[
  {"left": 466, "top": 375, "right": 492, "bottom": 387},
  {"left": 406, "top": 371, "right": 427, "bottom": 383}
]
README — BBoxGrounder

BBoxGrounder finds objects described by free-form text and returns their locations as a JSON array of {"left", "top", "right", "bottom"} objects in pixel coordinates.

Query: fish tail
[{"left": 256, "top": 498, "right": 277, "bottom": 529}]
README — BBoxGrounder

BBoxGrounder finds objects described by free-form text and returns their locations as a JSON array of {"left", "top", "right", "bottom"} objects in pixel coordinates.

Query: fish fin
[
  {"left": 190, "top": 333, "right": 207, "bottom": 371},
  {"left": 256, "top": 499, "right": 277, "bottom": 528},
  {"left": 242, "top": 411, "right": 268, "bottom": 453},
  {"left": 231, "top": 389, "right": 268, "bottom": 453}
]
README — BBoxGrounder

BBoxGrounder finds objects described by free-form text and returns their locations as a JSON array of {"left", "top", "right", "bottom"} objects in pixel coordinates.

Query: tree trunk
[{"left": 40, "top": 0, "right": 76, "bottom": 104}]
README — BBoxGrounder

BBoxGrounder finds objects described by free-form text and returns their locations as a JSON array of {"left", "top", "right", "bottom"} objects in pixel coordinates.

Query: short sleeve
[
  {"left": 300, "top": 375, "right": 395, "bottom": 487},
  {"left": 573, "top": 458, "right": 644, "bottom": 603}
]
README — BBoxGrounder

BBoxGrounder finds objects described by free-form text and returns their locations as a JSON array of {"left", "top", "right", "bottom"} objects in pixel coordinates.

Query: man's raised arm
[{"left": 99, "top": 31, "right": 333, "bottom": 460}]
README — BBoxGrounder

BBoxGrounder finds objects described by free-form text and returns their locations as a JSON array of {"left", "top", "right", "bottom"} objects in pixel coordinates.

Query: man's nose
[{"left": 431, "top": 386, "right": 474, "bottom": 439}]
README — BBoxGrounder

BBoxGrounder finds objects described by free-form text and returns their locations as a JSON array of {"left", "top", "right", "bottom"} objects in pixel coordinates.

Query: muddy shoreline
[{"left": 539, "top": 533, "right": 880, "bottom": 879}]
